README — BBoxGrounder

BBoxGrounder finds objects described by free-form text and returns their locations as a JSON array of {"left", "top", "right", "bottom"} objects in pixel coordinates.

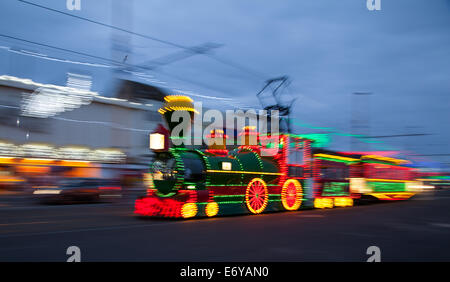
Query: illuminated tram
[{"left": 135, "top": 95, "right": 425, "bottom": 219}]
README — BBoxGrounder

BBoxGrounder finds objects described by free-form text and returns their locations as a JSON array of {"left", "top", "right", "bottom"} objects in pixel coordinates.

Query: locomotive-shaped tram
[{"left": 135, "top": 96, "right": 425, "bottom": 219}]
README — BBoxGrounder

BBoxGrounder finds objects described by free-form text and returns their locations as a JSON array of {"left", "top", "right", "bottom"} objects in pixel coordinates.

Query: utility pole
[
  {"left": 110, "top": 0, "right": 134, "bottom": 155},
  {"left": 111, "top": 1, "right": 133, "bottom": 68},
  {"left": 403, "top": 125, "right": 420, "bottom": 155},
  {"left": 351, "top": 92, "right": 372, "bottom": 152}
]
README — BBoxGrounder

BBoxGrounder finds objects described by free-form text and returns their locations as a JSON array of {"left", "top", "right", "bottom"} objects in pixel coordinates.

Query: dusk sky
[{"left": 0, "top": 0, "right": 449, "bottom": 168}]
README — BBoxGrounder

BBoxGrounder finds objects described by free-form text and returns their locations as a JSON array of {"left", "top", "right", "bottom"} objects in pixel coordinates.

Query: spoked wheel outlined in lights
[
  {"left": 245, "top": 178, "right": 269, "bottom": 214},
  {"left": 281, "top": 179, "right": 303, "bottom": 211}
]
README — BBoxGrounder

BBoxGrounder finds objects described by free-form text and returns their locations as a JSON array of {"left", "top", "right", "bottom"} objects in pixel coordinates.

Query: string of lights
[{"left": 0, "top": 45, "right": 113, "bottom": 68}]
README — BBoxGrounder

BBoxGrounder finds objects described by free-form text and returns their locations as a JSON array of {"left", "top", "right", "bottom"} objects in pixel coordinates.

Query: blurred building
[
  {"left": 0, "top": 75, "right": 262, "bottom": 165},
  {"left": 0, "top": 75, "right": 166, "bottom": 167}
]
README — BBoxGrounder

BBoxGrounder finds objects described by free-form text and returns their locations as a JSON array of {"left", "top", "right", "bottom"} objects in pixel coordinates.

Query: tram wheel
[
  {"left": 245, "top": 178, "right": 269, "bottom": 214},
  {"left": 281, "top": 179, "right": 303, "bottom": 211}
]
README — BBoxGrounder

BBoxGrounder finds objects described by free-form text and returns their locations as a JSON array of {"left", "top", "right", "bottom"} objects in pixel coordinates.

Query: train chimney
[
  {"left": 239, "top": 126, "right": 260, "bottom": 148},
  {"left": 158, "top": 95, "right": 197, "bottom": 147},
  {"left": 206, "top": 129, "right": 228, "bottom": 155}
]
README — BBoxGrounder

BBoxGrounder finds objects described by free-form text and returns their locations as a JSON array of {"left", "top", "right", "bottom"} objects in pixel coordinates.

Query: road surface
[{"left": 0, "top": 190, "right": 449, "bottom": 261}]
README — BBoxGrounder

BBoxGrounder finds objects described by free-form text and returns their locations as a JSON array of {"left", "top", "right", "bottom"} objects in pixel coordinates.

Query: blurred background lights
[
  {"left": 19, "top": 73, "right": 97, "bottom": 118},
  {"left": 0, "top": 141, "right": 125, "bottom": 163}
]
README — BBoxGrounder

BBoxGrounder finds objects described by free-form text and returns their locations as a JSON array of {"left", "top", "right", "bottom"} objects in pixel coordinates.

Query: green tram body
[{"left": 135, "top": 134, "right": 419, "bottom": 219}]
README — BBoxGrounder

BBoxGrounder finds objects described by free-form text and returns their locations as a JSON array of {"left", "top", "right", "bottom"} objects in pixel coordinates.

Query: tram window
[
  {"left": 321, "top": 166, "right": 349, "bottom": 180},
  {"left": 365, "top": 165, "right": 409, "bottom": 180},
  {"left": 288, "top": 148, "right": 304, "bottom": 165},
  {"left": 182, "top": 157, "right": 205, "bottom": 182},
  {"left": 288, "top": 166, "right": 303, "bottom": 177}
]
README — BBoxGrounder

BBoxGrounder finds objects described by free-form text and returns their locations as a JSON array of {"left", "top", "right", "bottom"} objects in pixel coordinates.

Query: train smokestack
[{"left": 158, "top": 95, "right": 197, "bottom": 146}]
